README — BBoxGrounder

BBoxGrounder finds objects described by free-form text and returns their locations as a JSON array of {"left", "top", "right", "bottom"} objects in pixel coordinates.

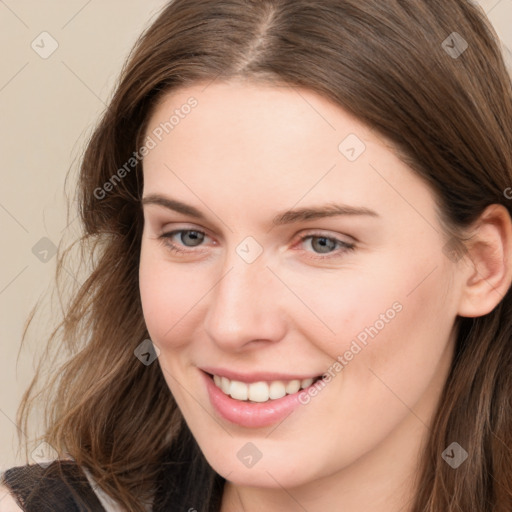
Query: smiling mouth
[{"left": 207, "top": 373, "right": 323, "bottom": 403}]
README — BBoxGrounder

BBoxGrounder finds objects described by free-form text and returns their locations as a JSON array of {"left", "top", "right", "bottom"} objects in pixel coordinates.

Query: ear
[{"left": 457, "top": 204, "right": 512, "bottom": 318}]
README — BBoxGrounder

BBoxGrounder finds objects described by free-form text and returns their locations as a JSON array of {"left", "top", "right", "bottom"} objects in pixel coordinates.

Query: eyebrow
[{"left": 141, "top": 194, "right": 380, "bottom": 226}]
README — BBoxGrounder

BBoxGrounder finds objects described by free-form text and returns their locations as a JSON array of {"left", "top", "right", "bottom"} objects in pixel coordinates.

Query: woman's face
[{"left": 139, "top": 80, "right": 463, "bottom": 490}]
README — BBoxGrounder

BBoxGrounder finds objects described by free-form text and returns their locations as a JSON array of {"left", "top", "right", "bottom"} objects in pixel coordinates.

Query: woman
[{"left": 2, "top": 0, "right": 512, "bottom": 510}]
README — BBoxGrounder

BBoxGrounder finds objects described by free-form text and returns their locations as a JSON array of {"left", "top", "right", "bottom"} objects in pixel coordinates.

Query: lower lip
[{"left": 202, "top": 371, "right": 316, "bottom": 428}]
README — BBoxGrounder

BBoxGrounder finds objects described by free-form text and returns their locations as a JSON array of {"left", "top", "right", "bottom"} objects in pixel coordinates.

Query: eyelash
[{"left": 157, "top": 229, "right": 356, "bottom": 260}]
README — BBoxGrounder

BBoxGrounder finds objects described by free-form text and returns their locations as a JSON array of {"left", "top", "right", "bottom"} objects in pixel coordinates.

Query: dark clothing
[
  {"left": 2, "top": 427, "right": 225, "bottom": 511},
  {"left": 2, "top": 461, "right": 107, "bottom": 511},
  {"left": 2, "top": 454, "right": 225, "bottom": 512}
]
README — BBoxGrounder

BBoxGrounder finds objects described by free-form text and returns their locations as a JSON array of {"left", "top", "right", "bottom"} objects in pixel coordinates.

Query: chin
[{"left": 197, "top": 436, "right": 325, "bottom": 489}]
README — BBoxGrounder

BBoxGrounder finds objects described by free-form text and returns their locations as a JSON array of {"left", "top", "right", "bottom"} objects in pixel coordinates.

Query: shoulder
[
  {"left": 1, "top": 460, "right": 107, "bottom": 511},
  {"left": 0, "top": 485, "right": 23, "bottom": 512}
]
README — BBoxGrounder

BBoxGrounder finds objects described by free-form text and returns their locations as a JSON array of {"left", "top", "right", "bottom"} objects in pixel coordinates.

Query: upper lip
[{"left": 200, "top": 367, "right": 322, "bottom": 383}]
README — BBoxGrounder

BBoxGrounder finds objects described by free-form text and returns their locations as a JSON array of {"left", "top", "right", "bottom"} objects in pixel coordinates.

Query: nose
[{"left": 203, "top": 252, "right": 288, "bottom": 352}]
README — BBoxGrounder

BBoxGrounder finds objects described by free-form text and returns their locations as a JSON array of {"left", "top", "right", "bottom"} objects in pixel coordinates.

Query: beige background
[{"left": 1, "top": 0, "right": 511, "bottom": 472}]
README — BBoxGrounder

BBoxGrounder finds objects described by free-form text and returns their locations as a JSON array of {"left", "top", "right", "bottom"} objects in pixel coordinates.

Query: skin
[
  {"left": 0, "top": 488, "right": 22, "bottom": 512},
  {"left": 138, "top": 80, "right": 512, "bottom": 512}
]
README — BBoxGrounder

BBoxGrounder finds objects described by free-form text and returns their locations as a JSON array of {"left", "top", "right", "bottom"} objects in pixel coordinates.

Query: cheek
[
  {"left": 284, "top": 261, "right": 408, "bottom": 361},
  {"left": 138, "top": 242, "right": 207, "bottom": 347},
  {"left": 336, "top": 252, "right": 456, "bottom": 413},
  {"left": 284, "top": 254, "right": 456, "bottom": 462},
  {"left": 292, "top": 246, "right": 455, "bottom": 377}
]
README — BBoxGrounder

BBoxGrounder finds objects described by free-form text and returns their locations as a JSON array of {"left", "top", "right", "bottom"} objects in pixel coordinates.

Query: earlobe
[{"left": 457, "top": 204, "right": 512, "bottom": 318}]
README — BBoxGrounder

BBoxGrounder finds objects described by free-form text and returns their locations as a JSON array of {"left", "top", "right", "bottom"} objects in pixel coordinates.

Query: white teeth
[
  {"left": 248, "top": 382, "right": 269, "bottom": 402},
  {"left": 269, "top": 381, "right": 287, "bottom": 399},
  {"left": 212, "top": 375, "right": 318, "bottom": 402},
  {"left": 301, "top": 378, "right": 314, "bottom": 388},
  {"left": 285, "top": 379, "right": 301, "bottom": 394},
  {"left": 220, "top": 376, "right": 231, "bottom": 394},
  {"left": 229, "top": 380, "right": 248, "bottom": 401}
]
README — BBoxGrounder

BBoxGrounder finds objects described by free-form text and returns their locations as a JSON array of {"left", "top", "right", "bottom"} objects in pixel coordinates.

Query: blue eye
[
  {"left": 299, "top": 234, "right": 356, "bottom": 258},
  {"left": 159, "top": 229, "right": 208, "bottom": 253},
  {"left": 158, "top": 229, "right": 356, "bottom": 259},
  {"left": 173, "top": 230, "right": 205, "bottom": 247}
]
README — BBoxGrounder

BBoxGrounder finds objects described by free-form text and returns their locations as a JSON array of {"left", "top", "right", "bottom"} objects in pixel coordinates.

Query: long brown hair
[{"left": 14, "top": 0, "right": 512, "bottom": 510}]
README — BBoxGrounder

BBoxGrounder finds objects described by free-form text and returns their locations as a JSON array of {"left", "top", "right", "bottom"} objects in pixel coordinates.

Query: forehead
[
  {"left": 144, "top": 79, "right": 376, "bottom": 155},
  {"left": 141, "top": 80, "right": 437, "bottom": 229}
]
